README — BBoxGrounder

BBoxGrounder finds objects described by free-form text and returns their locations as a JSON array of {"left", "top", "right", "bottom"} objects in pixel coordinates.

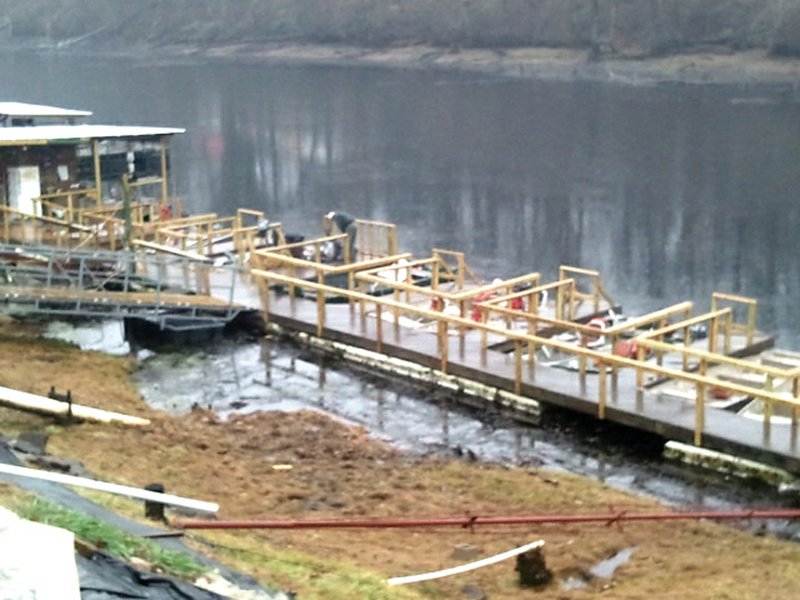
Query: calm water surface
[
  {"left": 2, "top": 49, "right": 799, "bottom": 344},
  {"left": 21, "top": 49, "right": 800, "bottom": 513}
]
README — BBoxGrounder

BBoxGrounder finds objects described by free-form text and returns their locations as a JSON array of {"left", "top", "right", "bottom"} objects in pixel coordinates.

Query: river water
[
  {"left": 2, "top": 48, "right": 799, "bottom": 344},
  {"left": 6, "top": 48, "right": 800, "bottom": 518}
]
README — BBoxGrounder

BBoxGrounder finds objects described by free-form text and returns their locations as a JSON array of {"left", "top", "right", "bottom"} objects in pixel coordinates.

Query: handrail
[
  {"left": 712, "top": 292, "right": 758, "bottom": 346},
  {"left": 252, "top": 269, "right": 791, "bottom": 446}
]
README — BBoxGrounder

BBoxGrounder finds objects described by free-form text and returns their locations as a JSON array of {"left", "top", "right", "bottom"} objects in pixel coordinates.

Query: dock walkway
[{"left": 262, "top": 287, "right": 799, "bottom": 475}]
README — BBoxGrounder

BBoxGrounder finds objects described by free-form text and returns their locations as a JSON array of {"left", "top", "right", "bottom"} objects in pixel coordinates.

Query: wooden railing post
[
  {"left": 514, "top": 340, "right": 522, "bottom": 395},
  {"left": 724, "top": 311, "right": 733, "bottom": 354},
  {"left": 695, "top": 382, "right": 705, "bottom": 446},
  {"left": 598, "top": 363, "right": 608, "bottom": 419},
  {"left": 375, "top": 303, "right": 383, "bottom": 353},
  {"left": 708, "top": 316, "right": 718, "bottom": 353},
  {"left": 764, "top": 375, "right": 773, "bottom": 440},
  {"left": 438, "top": 319, "right": 448, "bottom": 373},
  {"left": 682, "top": 326, "right": 691, "bottom": 370},
  {"left": 636, "top": 346, "right": 645, "bottom": 390},
  {"left": 747, "top": 303, "right": 757, "bottom": 346}
]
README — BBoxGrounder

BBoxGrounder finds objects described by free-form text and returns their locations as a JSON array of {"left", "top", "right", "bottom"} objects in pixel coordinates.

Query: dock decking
[{"left": 255, "top": 274, "right": 799, "bottom": 475}]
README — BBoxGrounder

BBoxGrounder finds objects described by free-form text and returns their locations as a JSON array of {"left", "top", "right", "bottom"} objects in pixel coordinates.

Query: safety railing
[
  {"left": 0, "top": 243, "right": 241, "bottom": 326},
  {"left": 0, "top": 205, "right": 98, "bottom": 248},
  {"left": 252, "top": 269, "right": 790, "bottom": 447},
  {"left": 152, "top": 209, "right": 277, "bottom": 263},
  {"left": 33, "top": 189, "right": 100, "bottom": 223},
  {"left": 559, "top": 266, "right": 616, "bottom": 319},
  {"left": 354, "top": 219, "right": 398, "bottom": 261},
  {"left": 711, "top": 292, "right": 758, "bottom": 347}
]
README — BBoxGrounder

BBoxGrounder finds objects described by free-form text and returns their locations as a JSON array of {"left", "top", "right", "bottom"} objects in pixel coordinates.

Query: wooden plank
[
  {"left": 132, "top": 239, "right": 212, "bottom": 263},
  {"left": 1, "top": 285, "right": 238, "bottom": 310},
  {"left": 0, "top": 463, "right": 217, "bottom": 513},
  {"left": 0, "top": 385, "right": 150, "bottom": 426}
]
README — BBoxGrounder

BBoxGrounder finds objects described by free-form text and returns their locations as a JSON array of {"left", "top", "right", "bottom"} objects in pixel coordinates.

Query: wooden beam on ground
[
  {"left": 0, "top": 385, "right": 150, "bottom": 427},
  {"left": 0, "top": 463, "right": 217, "bottom": 513}
]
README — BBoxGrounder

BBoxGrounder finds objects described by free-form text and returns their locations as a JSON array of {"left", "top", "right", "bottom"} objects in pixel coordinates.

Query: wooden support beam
[
  {"left": 92, "top": 139, "right": 102, "bottom": 206},
  {"left": 695, "top": 382, "right": 705, "bottom": 446},
  {"left": 598, "top": 363, "right": 608, "bottom": 419},
  {"left": 0, "top": 463, "right": 217, "bottom": 513}
]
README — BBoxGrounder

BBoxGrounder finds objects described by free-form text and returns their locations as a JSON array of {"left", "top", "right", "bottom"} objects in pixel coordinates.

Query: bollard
[
  {"left": 516, "top": 546, "right": 552, "bottom": 588},
  {"left": 144, "top": 483, "right": 166, "bottom": 521}
]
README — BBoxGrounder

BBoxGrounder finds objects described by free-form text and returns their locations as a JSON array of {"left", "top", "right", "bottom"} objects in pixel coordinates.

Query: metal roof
[
  {"left": 0, "top": 124, "right": 186, "bottom": 145},
  {"left": 0, "top": 101, "right": 93, "bottom": 118}
]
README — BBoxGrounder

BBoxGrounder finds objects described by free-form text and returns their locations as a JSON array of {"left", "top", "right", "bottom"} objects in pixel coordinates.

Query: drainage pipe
[{"left": 175, "top": 508, "right": 800, "bottom": 530}]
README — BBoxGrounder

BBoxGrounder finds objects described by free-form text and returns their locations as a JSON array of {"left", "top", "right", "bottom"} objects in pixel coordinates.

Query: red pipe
[{"left": 175, "top": 508, "right": 800, "bottom": 530}]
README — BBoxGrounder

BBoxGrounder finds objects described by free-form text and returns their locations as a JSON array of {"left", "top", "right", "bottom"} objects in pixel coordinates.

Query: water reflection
[
  {"left": 2, "top": 50, "right": 800, "bottom": 344},
  {"left": 125, "top": 336, "right": 792, "bottom": 514}
]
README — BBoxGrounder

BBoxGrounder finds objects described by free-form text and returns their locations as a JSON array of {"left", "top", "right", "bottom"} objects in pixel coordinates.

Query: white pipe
[
  {"left": 387, "top": 540, "right": 544, "bottom": 586},
  {"left": 0, "top": 463, "right": 219, "bottom": 514},
  {"left": 0, "top": 385, "right": 150, "bottom": 427}
]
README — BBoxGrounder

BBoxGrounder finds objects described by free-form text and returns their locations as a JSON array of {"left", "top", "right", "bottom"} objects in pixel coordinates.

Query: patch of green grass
[
  {"left": 17, "top": 497, "right": 206, "bottom": 580},
  {"left": 197, "top": 532, "right": 423, "bottom": 600}
]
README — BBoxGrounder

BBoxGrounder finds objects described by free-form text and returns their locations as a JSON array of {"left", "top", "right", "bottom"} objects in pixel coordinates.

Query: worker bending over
[{"left": 323, "top": 211, "right": 357, "bottom": 262}]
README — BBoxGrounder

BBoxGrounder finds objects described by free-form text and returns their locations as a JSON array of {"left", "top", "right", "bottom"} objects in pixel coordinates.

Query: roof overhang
[
  {"left": 0, "top": 101, "right": 93, "bottom": 119},
  {"left": 0, "top": 124, "right": 186, "bottom": 146}
]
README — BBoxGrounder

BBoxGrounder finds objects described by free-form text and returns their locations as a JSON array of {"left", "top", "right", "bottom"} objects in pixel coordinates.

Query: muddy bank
[
  {"left": 188, "top": 42, "right": 800, "bottom": 87},
  {"left": 44, "top": 320, "right": 800, "bottom": 518},
  {"left": 3, "top": 320, "right": 800, "bottom": 598}
]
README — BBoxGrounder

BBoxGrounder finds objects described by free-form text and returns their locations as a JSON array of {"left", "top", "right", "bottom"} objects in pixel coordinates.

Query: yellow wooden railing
[{"left": 252, "top": 268, "right": 785, "bottom": 448}]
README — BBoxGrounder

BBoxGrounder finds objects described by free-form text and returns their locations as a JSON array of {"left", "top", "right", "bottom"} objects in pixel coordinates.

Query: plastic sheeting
[
  {"left": 0, "top": 507, "right": 81, "bottom": 600},
  {"left": 76, "top": 552, "right": 227, "bottom": 600}
]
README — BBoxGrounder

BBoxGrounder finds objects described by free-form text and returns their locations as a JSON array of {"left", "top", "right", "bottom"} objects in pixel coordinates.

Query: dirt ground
[{"left": 1, "top": 317, "right": 800, "bottom": 599}]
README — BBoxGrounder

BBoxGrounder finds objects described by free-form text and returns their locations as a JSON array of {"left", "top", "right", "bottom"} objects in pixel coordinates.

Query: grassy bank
[{"left": 1, "top": 317, "right": 800, "bottom": 598}]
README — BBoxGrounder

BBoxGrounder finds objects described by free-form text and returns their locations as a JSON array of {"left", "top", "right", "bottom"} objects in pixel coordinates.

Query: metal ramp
[{"left": 0, "top": 244, "right": 243, "bottom": 330}]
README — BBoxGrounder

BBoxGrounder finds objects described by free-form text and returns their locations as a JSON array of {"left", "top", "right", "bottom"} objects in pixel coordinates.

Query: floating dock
[{"left": 2, "top": 201, "right": 799, "bottom": 476}]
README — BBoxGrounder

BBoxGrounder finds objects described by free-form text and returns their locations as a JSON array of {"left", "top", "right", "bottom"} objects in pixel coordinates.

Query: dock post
[
  {"left": 694, "top": 382, "right": 705, "bottom": 446},
  {"left": 724, "top": 312, "right": 733, "bottom": 354},
  {"left": 598, "top": 363, "right": 607, "bottom": 419},
  {"left": 635, "top": 347, "right": 645, "bottom": 390},
  {"left": 458, "top": 300, "right": 466, "bottom": 341},
  {"left": 708, "top": 316, "right": 718, "bottom": 354},
  {"left": 514, "top": 340, "right": 522, "bottom": 395},
  {"left": 348, "top": 272, "right": 356, "bottom": 307},
  {"left": 747, "top": 303, "right": 757, "bottom": 346},
  {"left": 316, "top": 289, "right": 325, "bottom": 337},
  {"left": 792, "top": 378, "right": 799, "bottom": 443},
  {"left": 438, "top": 320, "right": 448, "bottom": 373},
  {"left": 682, "top": 326, "right": 691, "bottom": 371},
  {"left": 260, "top": 279, "right": 271, "bottom": 328},
  {"left": 375, "top": 303, "right": 383, "bottom": 353},
  {"left": 359, "top": 280, "right": 366, "bottom": 324},
  {"left": 764, "top": 376, "right": 773, "bottom": 441}
]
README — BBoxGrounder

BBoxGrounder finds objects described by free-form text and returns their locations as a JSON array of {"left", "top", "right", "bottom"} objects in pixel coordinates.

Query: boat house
[{"left": 0, "top": 102, "right": 184, "bottom": 216}]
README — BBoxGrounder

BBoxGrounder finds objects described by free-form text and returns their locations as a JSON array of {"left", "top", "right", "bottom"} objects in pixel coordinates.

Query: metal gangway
[{"left": 0, "top": 243, "right": 244, "bottom": 330}]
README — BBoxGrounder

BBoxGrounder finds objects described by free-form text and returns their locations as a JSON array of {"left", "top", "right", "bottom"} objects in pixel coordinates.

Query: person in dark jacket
[{"left": 323, "top": 210, "right": 357, "bottom": 262}]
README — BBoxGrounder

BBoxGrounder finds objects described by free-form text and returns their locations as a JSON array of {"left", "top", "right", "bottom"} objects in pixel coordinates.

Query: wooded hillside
[{"left": 3, "top": 0, "right": 800, "bottom": 58}]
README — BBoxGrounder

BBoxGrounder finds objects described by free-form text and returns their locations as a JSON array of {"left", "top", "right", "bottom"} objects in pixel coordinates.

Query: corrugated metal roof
[
  {"left": 0, "top": 101, "right": 93, "bottom": 118},
  {"left": 0, "top": 124, "right": 186, "bottom": 145}
]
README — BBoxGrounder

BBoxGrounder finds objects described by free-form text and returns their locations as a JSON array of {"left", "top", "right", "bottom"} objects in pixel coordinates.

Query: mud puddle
[{"left": 47, "top": 320, "right": 800, "bottom": 538}]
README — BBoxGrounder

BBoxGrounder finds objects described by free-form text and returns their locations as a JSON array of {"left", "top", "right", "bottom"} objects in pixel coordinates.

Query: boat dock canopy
[
  {"left": 0, "top": 124, "right": 186, "bottom": 145},
  {"left": 0, "top": 102, "right": 93, "bottom": 125}
]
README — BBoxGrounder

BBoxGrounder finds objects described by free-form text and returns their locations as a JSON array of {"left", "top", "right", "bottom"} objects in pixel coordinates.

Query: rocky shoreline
[{"left": 165, "top": 42, "right": 800, "bottom": 88}]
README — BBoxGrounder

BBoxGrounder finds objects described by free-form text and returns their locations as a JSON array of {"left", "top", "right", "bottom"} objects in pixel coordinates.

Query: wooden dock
[
  {"left": 262, "top": 292, "right": 800, "bottom": 472},
  {"left": 242, "top": 233, "right": 800, "bottom": 476},
  {"left": 3, "top": 207, "right": 800, "bottom": 476}
]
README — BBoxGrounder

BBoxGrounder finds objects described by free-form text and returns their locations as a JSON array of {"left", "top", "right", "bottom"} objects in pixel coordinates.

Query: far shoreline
[
  {"left": 5, "top": 39, "right": 800, "bottom": 89},
  {"left": 176, "top": 41, "right": 800, "bottom": 89}
]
